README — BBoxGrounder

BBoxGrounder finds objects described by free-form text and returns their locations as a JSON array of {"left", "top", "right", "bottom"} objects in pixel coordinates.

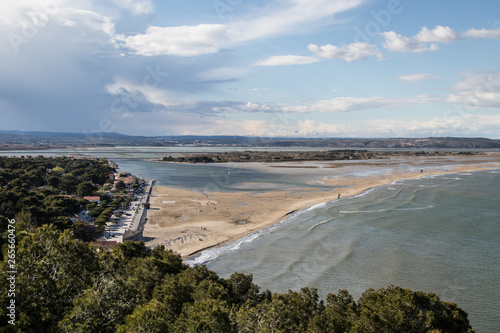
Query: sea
[
  {"left": 193, "top": 170, "right": 500, "bottom": 332},
  {"left": 3, "top": 147, "right": 499, "bottom": 332}
]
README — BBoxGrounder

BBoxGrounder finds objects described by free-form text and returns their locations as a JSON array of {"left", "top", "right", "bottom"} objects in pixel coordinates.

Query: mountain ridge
[{"left": 1, "top": 130, "right": 499, "bottom": 149}]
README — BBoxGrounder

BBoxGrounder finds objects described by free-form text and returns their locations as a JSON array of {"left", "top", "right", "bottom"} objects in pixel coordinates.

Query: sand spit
[{"left": 143, "top": 153, "right": 500, "bottom": 259}]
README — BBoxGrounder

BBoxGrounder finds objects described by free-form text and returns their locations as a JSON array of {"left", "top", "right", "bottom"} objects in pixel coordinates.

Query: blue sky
[{"left": 1, "top": 0, "right": 500, "bottom": 138}]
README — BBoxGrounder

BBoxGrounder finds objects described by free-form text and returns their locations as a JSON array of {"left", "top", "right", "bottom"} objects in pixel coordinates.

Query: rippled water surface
[{"left": 200, "top": 171, "right": 500, "bottom": 332}]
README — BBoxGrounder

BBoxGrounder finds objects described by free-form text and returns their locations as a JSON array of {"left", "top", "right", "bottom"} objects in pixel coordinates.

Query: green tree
[
  {"left": 116, "top": 300, "right": 173, "bottom": 333},
  {"left": 86, "top": 202, "right": 98, "bottom": 211},
  {"left": 235, "top": 288, "right": 321, "bottom": 332},
  {"left": 58, "top": 272, "right": 140, "bottom": 332},
  {"left": 59, "top": 174, "right": 79, "bottom": 194},
  {"left": 60, "top": 242, "right": 170, "bottom": 332},
  {"left": 88, "top": 206, "right": 104, "bottom": 219},
  {"left": 43, "top": 195, "right": 80, "bottom": 217},
  {"left": 172, "top": 298, "right": 233, "bottom": 332},
  {"left": 72, "top": 222, "right": 98, "bottom": 241},
  {"left": 151, "top": 265, "right": 222, "bottom": 323},
  {"left": 47, "top": 175, "right": 60, "bottom": 188},
  {"left": 150, "top": 245, "right": 186, "bottom": 276},
  {"left": 50, "top": 166, "right": 65, "bottom": 176},
  {"left": 100, "top": 194, "right": 112, "bottom": 203},
  {"left": 112, "top": 240, "right": 148, "bottom": 260},
  {"left": 115, "top": 180, "right": 126, "bottom": 192},
  {"left": 350, "top": 285, "right": 474, "bottom": 333},
  {"left": 77, "top": 181, "right": 96, "bottom": 198},
  {"left": 308, "top": 290, "right": 357, "bottom": 333},
  {"left": 226, "top": 272, "right": 261, "bottom": 306},
  {"left": 14, "top": 210, "right": 35, "bottom": 232},
  {"left": 13, "top": 225, "right": 98, "bottom": 332}
]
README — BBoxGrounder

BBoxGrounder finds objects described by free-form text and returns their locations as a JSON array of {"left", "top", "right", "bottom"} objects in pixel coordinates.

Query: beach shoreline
[{"left": 143, "top": 154, "right": 500, "bottom": 260}]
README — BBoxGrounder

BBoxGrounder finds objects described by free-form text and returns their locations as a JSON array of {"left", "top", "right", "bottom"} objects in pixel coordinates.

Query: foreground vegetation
[
  {"left": 161, "top": 150, "right": 480, "bottom": 163},
  {"left": 0, "top": 225, "right": 474, "bottom": 332}
]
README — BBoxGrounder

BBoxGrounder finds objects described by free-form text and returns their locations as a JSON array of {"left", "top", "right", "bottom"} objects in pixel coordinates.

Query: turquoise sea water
[{"left": 192, "top": 171, "right": 500, "bottom": 332}]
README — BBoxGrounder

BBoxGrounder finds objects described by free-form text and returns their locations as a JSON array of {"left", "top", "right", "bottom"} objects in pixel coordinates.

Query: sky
[{"left": 1, "top": 0, "right": 500, "bottom": 138}]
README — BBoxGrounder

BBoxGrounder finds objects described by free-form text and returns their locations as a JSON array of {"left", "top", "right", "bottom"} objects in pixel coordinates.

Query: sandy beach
[{"left": 143, "top": 153, "right": 500, "bottom": 259}]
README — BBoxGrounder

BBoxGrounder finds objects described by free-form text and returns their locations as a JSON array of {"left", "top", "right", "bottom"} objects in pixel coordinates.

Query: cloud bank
[{"left": 382, "top": 25, "right": 500, "bottom": 53}]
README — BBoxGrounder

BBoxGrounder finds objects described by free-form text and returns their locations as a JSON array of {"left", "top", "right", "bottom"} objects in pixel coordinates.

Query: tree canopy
[{"left": 0, "top": 156, "right": 115, "bottom": 241}]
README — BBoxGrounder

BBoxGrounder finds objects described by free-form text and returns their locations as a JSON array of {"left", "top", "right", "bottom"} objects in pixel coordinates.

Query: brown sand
[{"left": 144, "top": 153, "right": 500, "bottom": 259}]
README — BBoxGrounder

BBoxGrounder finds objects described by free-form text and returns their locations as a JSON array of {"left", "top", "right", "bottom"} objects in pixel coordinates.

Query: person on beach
[{"left": 338, "top": 193, "right": 341, "bottom": 199}]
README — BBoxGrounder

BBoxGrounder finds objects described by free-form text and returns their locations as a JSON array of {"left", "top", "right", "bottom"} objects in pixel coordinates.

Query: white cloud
[
  {"left": 233, "top": 0, "right": 365, "bottom": 41},
  {"left": 398, "top": 73, "right": 440, "bottom": 83},
  {"left": 297, "top": 119, "right": 352, "bottom": 136},
  {"left": 381, "top": 31, "right": 438, "bottom": 53},
  {"left": 118, "top": 0, "right": 368, "bottom": 58},
  {"left": 172, "top": 118, "right": 354, "bottom": 138},
  {"left": 241, "top": 120, "right": 273, "bottom": 136},
  {"left": 414, "top": 25, "right": 460, "bottom": 43},
  {"left": 223, "top": 102, "right": 276, "bottom": 113},
  {"left": 0, "top": 1, "right": 116, "bottom": 37},
  {"left": 1, "top": 1, "right": 119, "bottom": 55},
  {"left": 120, "top": 24, "right": 237, "bottom": 56},
  {"left": 57, "top": 8, "right": 116, "bottom": 38},
  {"left": 306, "top": 97, "right": 394, "bottom": 112},
  {"left": 382, "top": 25, "right": 500, "bottom": 53},
  {"left": 106, "top": 92, "right": 434, "bottom": 118},
  {"left": 216, "top": 95, "right": 434, "bottom": 114},
  {"left": 447, "top": 70, "right": 500, "bottom": 109},
  {"left": 304, "top": 95, "right": 433, "bottom": 113},
  {"left": 102, "top": 76, "right": 499, "bottom": 138},
  {"left": 0, "top": 1, "right": 61, "bottom": 25},
  {"left": 254, "top": 55, "right": 319, "bottom": 66},
  {"left": 175, "top": 112, "right": 500, "bottom": 138},
  {"left": 3, "top": 0, "right": 367, "bottom": 59},
  {"left": 463, "top": 27, "right": 500, "bottom": 39},
  {"left": 256, "top": 41, "right": 382, "bottom": 67},
  {"left": 308, "top": 42, "right": 382, "bottom": 62},
  {"left": 112, "top": 108, "right": 500, "bottom": 138},
  {"left": 367, "top": 113, "right": 500, "bottom": 138},
  {"left": 110, "top": 0, "right": 153, "bottom": 15}
]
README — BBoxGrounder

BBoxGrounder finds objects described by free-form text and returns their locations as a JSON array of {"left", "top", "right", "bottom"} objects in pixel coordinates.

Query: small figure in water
[
  {"left": 421, "top": 169, "right": 423, "bottom": 173},
  {"left": 338, "top": 193, "right": 341, "bottom": 199}
]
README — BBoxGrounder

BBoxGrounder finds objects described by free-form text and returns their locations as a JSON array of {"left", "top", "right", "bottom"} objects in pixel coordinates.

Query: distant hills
[
  {"left": 0, "top": 130, "right": 130, "bottom": 138},
  {"left": 1, "top": 130, "right": 500, "bottom": 150}
]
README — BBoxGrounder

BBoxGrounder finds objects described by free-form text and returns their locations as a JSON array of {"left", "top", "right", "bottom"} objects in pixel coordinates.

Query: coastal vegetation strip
[{"left": 161, "top": 149, "right": 481, "bottom": 163}]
